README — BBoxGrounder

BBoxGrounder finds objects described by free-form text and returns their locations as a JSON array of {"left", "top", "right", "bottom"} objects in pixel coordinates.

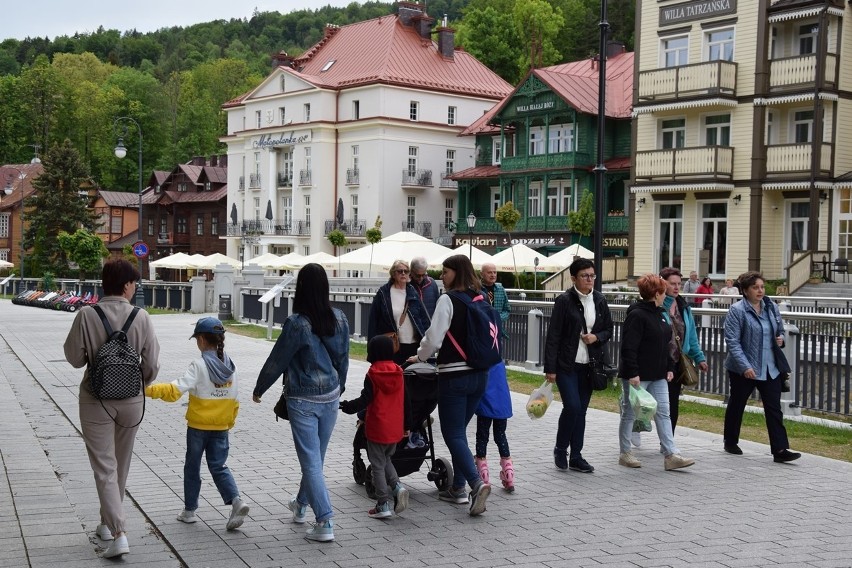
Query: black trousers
[
  {"left": 723, "top": 370, "right": 789, "bottom": 455},
  {"left": 669, "top": 374, "right": 682, "bottom": 434}
]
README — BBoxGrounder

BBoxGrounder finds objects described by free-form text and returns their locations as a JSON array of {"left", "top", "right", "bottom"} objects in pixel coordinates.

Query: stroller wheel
[
  {"left": 353, "top": 456, "right": 367, "bottom": 485},
  {"left": 364, "top": 465, "right": 377, "bottom": 499},
  {"left": 428, "top": 457, "right": 454, "bottom": 492}
]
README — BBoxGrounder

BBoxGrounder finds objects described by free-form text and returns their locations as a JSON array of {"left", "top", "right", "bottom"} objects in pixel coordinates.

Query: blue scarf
[{"left": 201, "top": 350, "right": 236, "bottom": 386}]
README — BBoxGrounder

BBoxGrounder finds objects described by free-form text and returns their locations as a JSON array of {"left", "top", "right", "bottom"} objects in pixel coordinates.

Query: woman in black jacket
[
  {"left": 618, "top": 274, "right": 694, "bottom": 471},
  {"left": 543, "top": 258, "right": 613, "bottom": 474}
]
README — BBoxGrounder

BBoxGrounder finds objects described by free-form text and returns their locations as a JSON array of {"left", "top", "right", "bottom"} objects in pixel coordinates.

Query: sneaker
[
  {"left": 95, "top": 524, "right": 113, "bottom": 540},
  {"left": 631, "top": 432, "right": 642, "bottom": 447},
  {"left": 664, "top": 453, "right": 696, "bottom": 471},
  {"left": 305, "top": 519, "right": 334, "bottom": 542},
  {"left": 438, "top": 487, "right": 469, "bottom": 504},
  {"left": 569, "top": 457, "right": 595, "bottom": 473},
  {"left": 468, "top": 483, "right": 491, "bottom": 516},
  {"left": 102, "top": 534, "right": 129, "bottom": 558},
  {"left": 773, "top": 449, "right": 802, "bottom": 463},
  {"left": 288, "top": 496, "right": 308, "bottom": 524},
  {"left": 474, "top": 456, "right": 489, "bottom": 485},
  {"left": 392, "top": 483, "right": 409, "bottom": 515},
  {"left": 619, "top": 452, "right": 642, "bottom": 468},
  {"left": 226, "top": 498, "right": 250, "bottom": 531},
  {"left": 553, "top": 448, "right": 568, "bottom": 470},
  {"left": 368, "top": 501, "right": 393, "bottom": 519},
  {"left": 176, "top": 509, "right": 197, "bottom": 523}
]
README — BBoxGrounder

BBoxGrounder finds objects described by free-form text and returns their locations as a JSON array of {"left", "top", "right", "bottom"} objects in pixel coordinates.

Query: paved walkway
[{"left": 0, "top": 300, "right": 851, "bottom": 568}]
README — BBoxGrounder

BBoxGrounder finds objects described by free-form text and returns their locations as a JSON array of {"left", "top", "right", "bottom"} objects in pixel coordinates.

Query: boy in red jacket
[{"left": 340, "top": 335, "right": 411, "bottom": 518}]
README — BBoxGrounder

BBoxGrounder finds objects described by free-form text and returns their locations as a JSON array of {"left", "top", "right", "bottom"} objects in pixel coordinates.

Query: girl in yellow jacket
[{"left": 146, "top": 317, "right": 249, "bottom": 531}]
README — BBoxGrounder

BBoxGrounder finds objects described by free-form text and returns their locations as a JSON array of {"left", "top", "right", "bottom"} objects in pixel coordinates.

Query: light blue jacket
[
  {"left": 724, "top": 297, "right": 784, "bottom": 376},
  {"left": 254, "top": 309, "right": 350, "bottom": 399},
  {"left": 662, "top": 294, "right": 706, "bottom": 364}
]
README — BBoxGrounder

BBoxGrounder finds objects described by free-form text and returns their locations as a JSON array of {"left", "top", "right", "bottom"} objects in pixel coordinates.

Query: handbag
[
  {"left": 382, "top": 300, "right": 409, "bottom": 354},
  {"left": 581, "top": 313, "right": 614, "bottom": 391},
  {"left": 272, "top": 375, "right": 288, "bottom": 421},
  {"left": 674, "top": 334, "right": 699, "bottom": 387}
]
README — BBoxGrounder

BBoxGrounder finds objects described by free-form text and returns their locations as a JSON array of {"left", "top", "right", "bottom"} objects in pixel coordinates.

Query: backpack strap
[
  {"left": 92, "top": 305, "right": 115, "bottom": 336},
  {"left": 444, "top": 290, "right": 475, "bottom": 361},
  {"left": 121, "top": 307, "right": 141, "bottom": 335}
]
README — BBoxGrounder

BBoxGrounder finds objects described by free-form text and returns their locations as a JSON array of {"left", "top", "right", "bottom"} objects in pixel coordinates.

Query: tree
[
  {"left": 455, "top": 3, "right": 523, "bottom": 83},
  {"left": 57, "top": 228, "right": 108, "bottom": 278},
  {"left": 365, "top": 215, "right": 383, "bottom": 277},
  {"left": 24, "top": 140, "right": 99, "bottom": 277},
  {"left": 327, "top": 229, "right": 348, "bottom": 275},
  {"left": 567, "top": 188, "right": 594, "bottom": 241},
  {"left": 495, "top": 201, "right": 522, "bottom": 285},
  {"left": 512, "top": 0, "right": 564, "bottom": 75}
]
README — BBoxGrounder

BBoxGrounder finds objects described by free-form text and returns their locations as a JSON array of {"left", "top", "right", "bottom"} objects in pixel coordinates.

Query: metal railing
[
  {"left": 346, "top": 168, "right": 359, "bottom": 185},
  {"left": 277, "top": 172, "right": 293, "bottom": 187},
  {"left": 323, "top": 219, "right": 367, "bottom": 236},
  {"left": 401, "top": 169, "right": 432, "bottom": 187},
  {"left": 249, "top": 173, "right": 261, "bottom": 188},
  {"left": 401, "top": 221, "right": 432, "bottom": 238},
  {"left": 299, "top": 169, "right": 312, "bottom": 186}
]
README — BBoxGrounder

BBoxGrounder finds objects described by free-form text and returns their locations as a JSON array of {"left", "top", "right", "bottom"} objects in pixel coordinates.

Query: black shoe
[
  {"left": 568, "top": 458, "right": 595, "bottom": 473},
  {"left": 773, "top": 449, "right": 801, "bottom": 463},
  {"left": 553, "top": 448, "right": 568, "bottom": 470},
  {"left": 724, "top": 444, "right": 743, "bottom": 455}
]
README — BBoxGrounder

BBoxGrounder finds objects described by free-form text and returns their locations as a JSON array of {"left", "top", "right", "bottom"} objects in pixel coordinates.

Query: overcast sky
[{"left": 4, "top": 0, "right": 357, "bottom": 41}]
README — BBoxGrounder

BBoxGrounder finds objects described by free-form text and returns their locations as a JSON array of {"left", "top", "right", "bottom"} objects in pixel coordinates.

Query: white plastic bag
[{"left": 526, "top": 380, "right": 554, "bottom": 420}]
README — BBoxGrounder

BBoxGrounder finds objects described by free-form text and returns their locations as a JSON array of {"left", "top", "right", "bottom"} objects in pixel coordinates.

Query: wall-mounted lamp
[
  {"left": 732, "top": 194, "right": 742, "bottom": 206},
  {"left": 635, "top": 197, "right": 646, "bottom": 212},
  {"left": 820, "top": 191, "right": 828, "bottom": 205}
]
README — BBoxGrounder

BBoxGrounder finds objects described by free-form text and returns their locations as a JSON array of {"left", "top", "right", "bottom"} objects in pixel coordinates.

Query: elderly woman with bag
[
  {"left": 368, "top": 259, "right": 431, "bottom": 365},
  {"left": 723, "top": 271, "right": 801, "bottom": 463}
]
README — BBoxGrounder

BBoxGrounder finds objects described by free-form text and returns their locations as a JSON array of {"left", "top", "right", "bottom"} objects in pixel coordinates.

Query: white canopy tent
[
  {"left": 192, "top": 253, "right": 242, "bottom": 270},
  {"left": 326, "top": 231, "right": 454, "bottom": 275},
  {"left": 427, "top": 245, "right": 496, "bottom": 271},
  {"left": 0, "top": 259, "right": 13, "bottom": 269},
  {"left": 489, "top": 243, "right": 563, "bottom": 273},
  {"left": 291, "top": 251, "right": 338, "bottom": 268},
  {"left": 245, "top": 252, "right": 289, "bottom": 269},
  {"left": 149, "top": 252, "right": 198, "bottom": 269}
]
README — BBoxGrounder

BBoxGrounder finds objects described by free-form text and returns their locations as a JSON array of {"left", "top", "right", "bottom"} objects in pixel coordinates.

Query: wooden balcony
[
  {"left": 769, "top": 54, "right": 837, "bottom": 91},
  {"left": 501, "top": 152, "right": 589, "bottom": 172},
  {"left": 634, "top": 146, "right": 733, "bottom": 182},
  {"left": 766, "top": 143, "right": 833, "bottom": 176},
  {"left": 638, "top": 60, "right": 737, "bottom": 102}
]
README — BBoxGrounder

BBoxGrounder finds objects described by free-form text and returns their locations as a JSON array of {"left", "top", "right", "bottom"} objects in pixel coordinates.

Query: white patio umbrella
[
  {"left": 270, "top": 252, "right": 303, "bottom": 270},
  {"left": 149, "top": 252, "right": 197, "bottom": 269},
  {"left": 490, "top": 243, "right": 563, "bottom": 273},
  {"left": 193, "top": 252, "right": 242, "bottom": 269},
  {"left": 0, "top": 259, "right": 13, "bottom": 269},
  {"left": 330, "top": 231, "right": 454, "bottom": 275},
  {"left": 290, "top": 251, "right": 338, "bottom": 268},
  {"left": 427, "top": 245, "right": 496, "bottom": 271},
  {"left": 546, "top": 243, "right": 595, "bottom": 268},
  {"left": 245, "top": 252, "right": 287, "bottom": 269}
]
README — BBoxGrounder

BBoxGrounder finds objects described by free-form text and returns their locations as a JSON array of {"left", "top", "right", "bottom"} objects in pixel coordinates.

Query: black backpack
[
  {"left": 445, "top": 290, "right": 502, "bottom": 369},
  {"left": 90, "top": 305, "right": 145, "bottom": 427}
]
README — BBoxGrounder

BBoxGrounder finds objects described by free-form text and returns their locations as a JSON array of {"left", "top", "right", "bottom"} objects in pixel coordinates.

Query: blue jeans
[
  {"left": 184, "top": 428, "right": 239, "bottom": 511},
  {"left": 554, "top": 366, "right": 592, "bottom": 459},
  {"left": 619, "top": 379, "right": 679, "bottom": 456},
  {"left": 438, "top": 370, "right": 488, "bottom": 490},
  {"left": 288, "top": 397, "right": 338, "bottom": 523}
]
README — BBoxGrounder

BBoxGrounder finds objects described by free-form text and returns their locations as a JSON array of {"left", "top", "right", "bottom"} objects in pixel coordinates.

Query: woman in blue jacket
[
  {"left": 253, "top": 263, "right": 350, "bottom": 542},
  {"left": 723, "top": 271, "right": 800, "bottom": 463}
]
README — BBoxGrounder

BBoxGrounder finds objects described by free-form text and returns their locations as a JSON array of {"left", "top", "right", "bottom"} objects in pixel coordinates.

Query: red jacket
[{"left": 364, "top": 361, "right": 405, "bottom": 444}]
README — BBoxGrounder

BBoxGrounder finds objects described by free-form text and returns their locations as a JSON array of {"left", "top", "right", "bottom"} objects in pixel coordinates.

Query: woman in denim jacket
[
  {"left": 253, "top": 263, "right": 350, "bottom": 542},
  {"left": 723, "top": 271, "right": 800, "bottom": 463}
]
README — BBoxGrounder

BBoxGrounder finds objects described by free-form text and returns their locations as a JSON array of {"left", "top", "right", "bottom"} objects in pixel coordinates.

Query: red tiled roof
[
  {"left": 0, "top": 162, "right": 44, "bottom": 212},
  {"left": 98, "top": 190, "right": 139, "bottom": 208},
  {"left": 601, "top": 157, "right": 632, "bottom": 171},
  {"left": 160, "top": 187, "right": 228, "bottom": 204},
  {"left": 448, "top": 165, "right": 501, "bottom": 180},
  {"left": 199, "top": 166, "right": 228, "bottom": 185},
  {"left": 459, "top": 106, "right": 502, "bottom": 137}
]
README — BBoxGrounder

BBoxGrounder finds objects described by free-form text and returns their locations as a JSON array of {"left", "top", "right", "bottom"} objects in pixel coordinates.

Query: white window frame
[
  {"left": 304, "top": 194, "right": 311, "bottom": 227},
  {"left": 351, "top": 145, "right": 359, "bottom": 170},
  {"left": 445, "top": 149, "right": 455, "bottom": 175},
  {"left": 528, "top": 183, "right": 542, "bottom": 217},
  {"left": 408, "top": 146, "right": 418, "bottom": 176},
  {"left": 281, "top": 195, "right": 293, "bottom": 226},
  {"left": 406, "top": 196, "right": 416, "bottom": 227},
  {"left": 492, "top": 137, "right": 502, "bottom": 165},
  {"left": 529, "top": 126, "right": 545, "bottom": 156},
  {"left": 211, "top": 214, "right": 219, "bottom": 235},
  {"left": 448, "top": 106, "right": 457, "bottom": 125},
  {"left": 304, "top": 147, "right": 312, "bottom": 172},
  {"left": 699, "top": 201, "right": 728, "bottom": 277},
  {"left": 279, "top": 107, "right": 286, "bottom": 125},
  {"left": 656, "top": 203, "right": 684, "bottom": 272},
  {"left": 409, "top": 101, "right": 419, "bottom": 121},
  {"left": 797, "top": 21, "right": 819, "bottom": 55},
  {"left": 548, "top": 123, "right": 575, "bottom": 153},
  {"left": 0, "top": 212, "right": 9, "bottom": 238},
  {"left": 659, "top": 117, "right": 686, "bottom": 149},
  {"left": 304, "top": 103, "right": 311, "bottom": 122},
  {"left": 704, "top": 27, "right": 735, "bottom": 62},
  {"left": 492, "top": 188, "right": 501, "bottom": 216},
  {"left": 765, "top": 109, "right": 778, "bottom": 145},
  {"left": 254, "top": 197, "right": 261, "bottom": 221},
  {"left": 701, "top": 113, "right": 731, "bottom": 146},
  {"left": 353, "top": 100, "right": 360, "bottom": 120},
  {"left": 351, "top": 194, "right": 359, "bottom": 222},
  {"left": 792, "top": 108, "right": 814, "bottom": 143},
  {"left": 255, "top": 110, "right": 261, "bottom": 128},
  {"left": 660, "top": 34, "right": 689, "bottom": 68},
  {"left": 196, "top": 214, "right": 204, "bottom": 236},
  {"left": 444, "top": 198, "right": 455, "bottom": 226}
]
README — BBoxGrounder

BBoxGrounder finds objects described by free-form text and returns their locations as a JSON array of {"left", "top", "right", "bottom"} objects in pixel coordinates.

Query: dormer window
[
  {"left": 178, "top": 182, "right": 187, "bottom": 192},
  {"left": 205, "top": 181, "right": 211, "bottom": 191},
  {"left": 321, "top": 60, "right": 336, "bottom": 72}
]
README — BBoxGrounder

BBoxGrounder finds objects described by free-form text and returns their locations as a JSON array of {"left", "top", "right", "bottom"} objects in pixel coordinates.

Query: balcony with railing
[
  {"left": 277, "top": 172, "right": 293, "bottom": 188},
  {"left": 401, "top": 221, "right": 432, "bottom": 238},
  {"left": 634, "top": 146, "right": 734, "bottom": 182},
  {"left": 637, "top": 60, "right": 737, "bottom": 102},
  {"left": 766, "top": 143, "right": 833, "bottom": 177},
  {"left": 157, "top": 231, "right": 190, "bottom": 245},
  {"left": 299, "top": 169, "right": 312, "bottom": 186},
  {"left": 401, "top": 169, "right": 432, "bottom": 187},
  {"left": 249, "top": 173, "right": 261, "bottom": 188},
  {"left": 323, "top": 219, "right": 366, "bottom": 236},
  {"left": 769, "top": 54, "right": 837, "bottom": 91},
  {"left": 500, "top": 152, "right": 590, "bottom": 172},
  {"left": 439, "top": 222, "right": 457, "bottom": 237},
  {"left": 157, "top": 232, "right": 172, "bottom": 244},
  {"left": 439, "top": 172, "right": 458, "bottom": 190},
  {"left": 346, "top": 168, "right": 359, "bottom": 185},
  {"left": 238, "top": 176, "right": 245, "bottom": 190}
]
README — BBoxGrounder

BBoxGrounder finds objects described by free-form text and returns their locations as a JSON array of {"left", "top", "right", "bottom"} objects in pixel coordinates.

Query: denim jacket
[
  {"left": 724, "top": 297, "right": 784, "bottom": 376},
  {"left": 367, "top": 282, "right": 431, "bottom": 340},
  {"left": 254, "top": 309, "right": 350, "bottom": 399}
]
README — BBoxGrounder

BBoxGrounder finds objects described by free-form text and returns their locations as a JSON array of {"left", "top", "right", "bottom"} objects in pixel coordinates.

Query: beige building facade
[{"left": 629, "top": 0, "right": 852, "bottom": 283}]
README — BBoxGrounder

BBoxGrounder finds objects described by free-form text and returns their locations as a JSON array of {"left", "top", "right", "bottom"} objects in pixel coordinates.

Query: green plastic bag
[{"left": 629, "top": 385, "right": 657, "bottom": 432}]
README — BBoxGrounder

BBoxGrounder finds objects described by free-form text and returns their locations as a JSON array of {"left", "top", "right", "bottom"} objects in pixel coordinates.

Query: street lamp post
[
  {"left": 3, "top": 166, "right": 25, "bottom": 292},
  {"left": 466, "top": 211, "right": 477, "bottom": 258},
  {"left": 592, "top": 0, "right": 610, "bottom": 293},
  {"left": 113, "top": 116, "right": 146, "bottom": 307}
]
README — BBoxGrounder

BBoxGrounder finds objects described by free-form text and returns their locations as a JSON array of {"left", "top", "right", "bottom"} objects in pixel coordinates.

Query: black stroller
[{"left": 351, "top": 362, "right": 453, "bottom": 498}]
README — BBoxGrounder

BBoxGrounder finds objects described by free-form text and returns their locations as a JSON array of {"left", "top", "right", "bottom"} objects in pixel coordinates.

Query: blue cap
[{"left": 190, "top": 317, "right": 225, "bottom": 339}]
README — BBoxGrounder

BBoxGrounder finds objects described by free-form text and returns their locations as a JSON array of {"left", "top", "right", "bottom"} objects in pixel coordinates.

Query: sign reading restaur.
[{"left": 660, "top": 0, "right": 736, "bottom": 27}]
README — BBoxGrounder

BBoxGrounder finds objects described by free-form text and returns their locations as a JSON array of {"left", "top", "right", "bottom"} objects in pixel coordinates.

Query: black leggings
[{"left": 475, "top": 416, "right": 510, "bottom": 458}]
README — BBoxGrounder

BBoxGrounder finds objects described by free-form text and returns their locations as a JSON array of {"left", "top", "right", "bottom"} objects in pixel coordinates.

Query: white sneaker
[
  {"left": 226, "top": 498, "right": 250, "bottom": 530},
  {"left": 631, "top": 432, "right": 642, "bottom": 447},
  {"left": 619, "top": 452, "right": 642, "bottom": 468},
  {"left": 95, "top": 524, "right": 113, "bottom": 540},
  {"left": 287, "top": 496, "right": 308, "bottom": 524},
  {"left": 102, "top": 534, "right": 129, "bottom": 558},
  {"left": 305, "top": 519, "right": 334, "bottom": 542},
  {"left": 177, "top": 509, "right": 197, "bottom": 523}
]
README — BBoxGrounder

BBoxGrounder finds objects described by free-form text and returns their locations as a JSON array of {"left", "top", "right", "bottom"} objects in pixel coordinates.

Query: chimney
[
  {"left": 417, "top": 15, "right": 435, "bottom": 39},
  {"left": 218, "top": 154, "right": 228, "bottom": 169},
  {"left": 606, "top": 40, "right": 626, "bottom": 59},
  {"left": 398, "top": 1, "right": 424, "bottom": 27},
  {"left": 209, "top": 155, "right": 218, "bottom": 167},
  {"left": 437, "top": 15, "right": 455, "bottom": 59},
  {"left": 271, "top": 50, "right": 295, "bottom": 69},
  {"left": 192, "top": 156, "right": 205, "bottom": 166}
]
